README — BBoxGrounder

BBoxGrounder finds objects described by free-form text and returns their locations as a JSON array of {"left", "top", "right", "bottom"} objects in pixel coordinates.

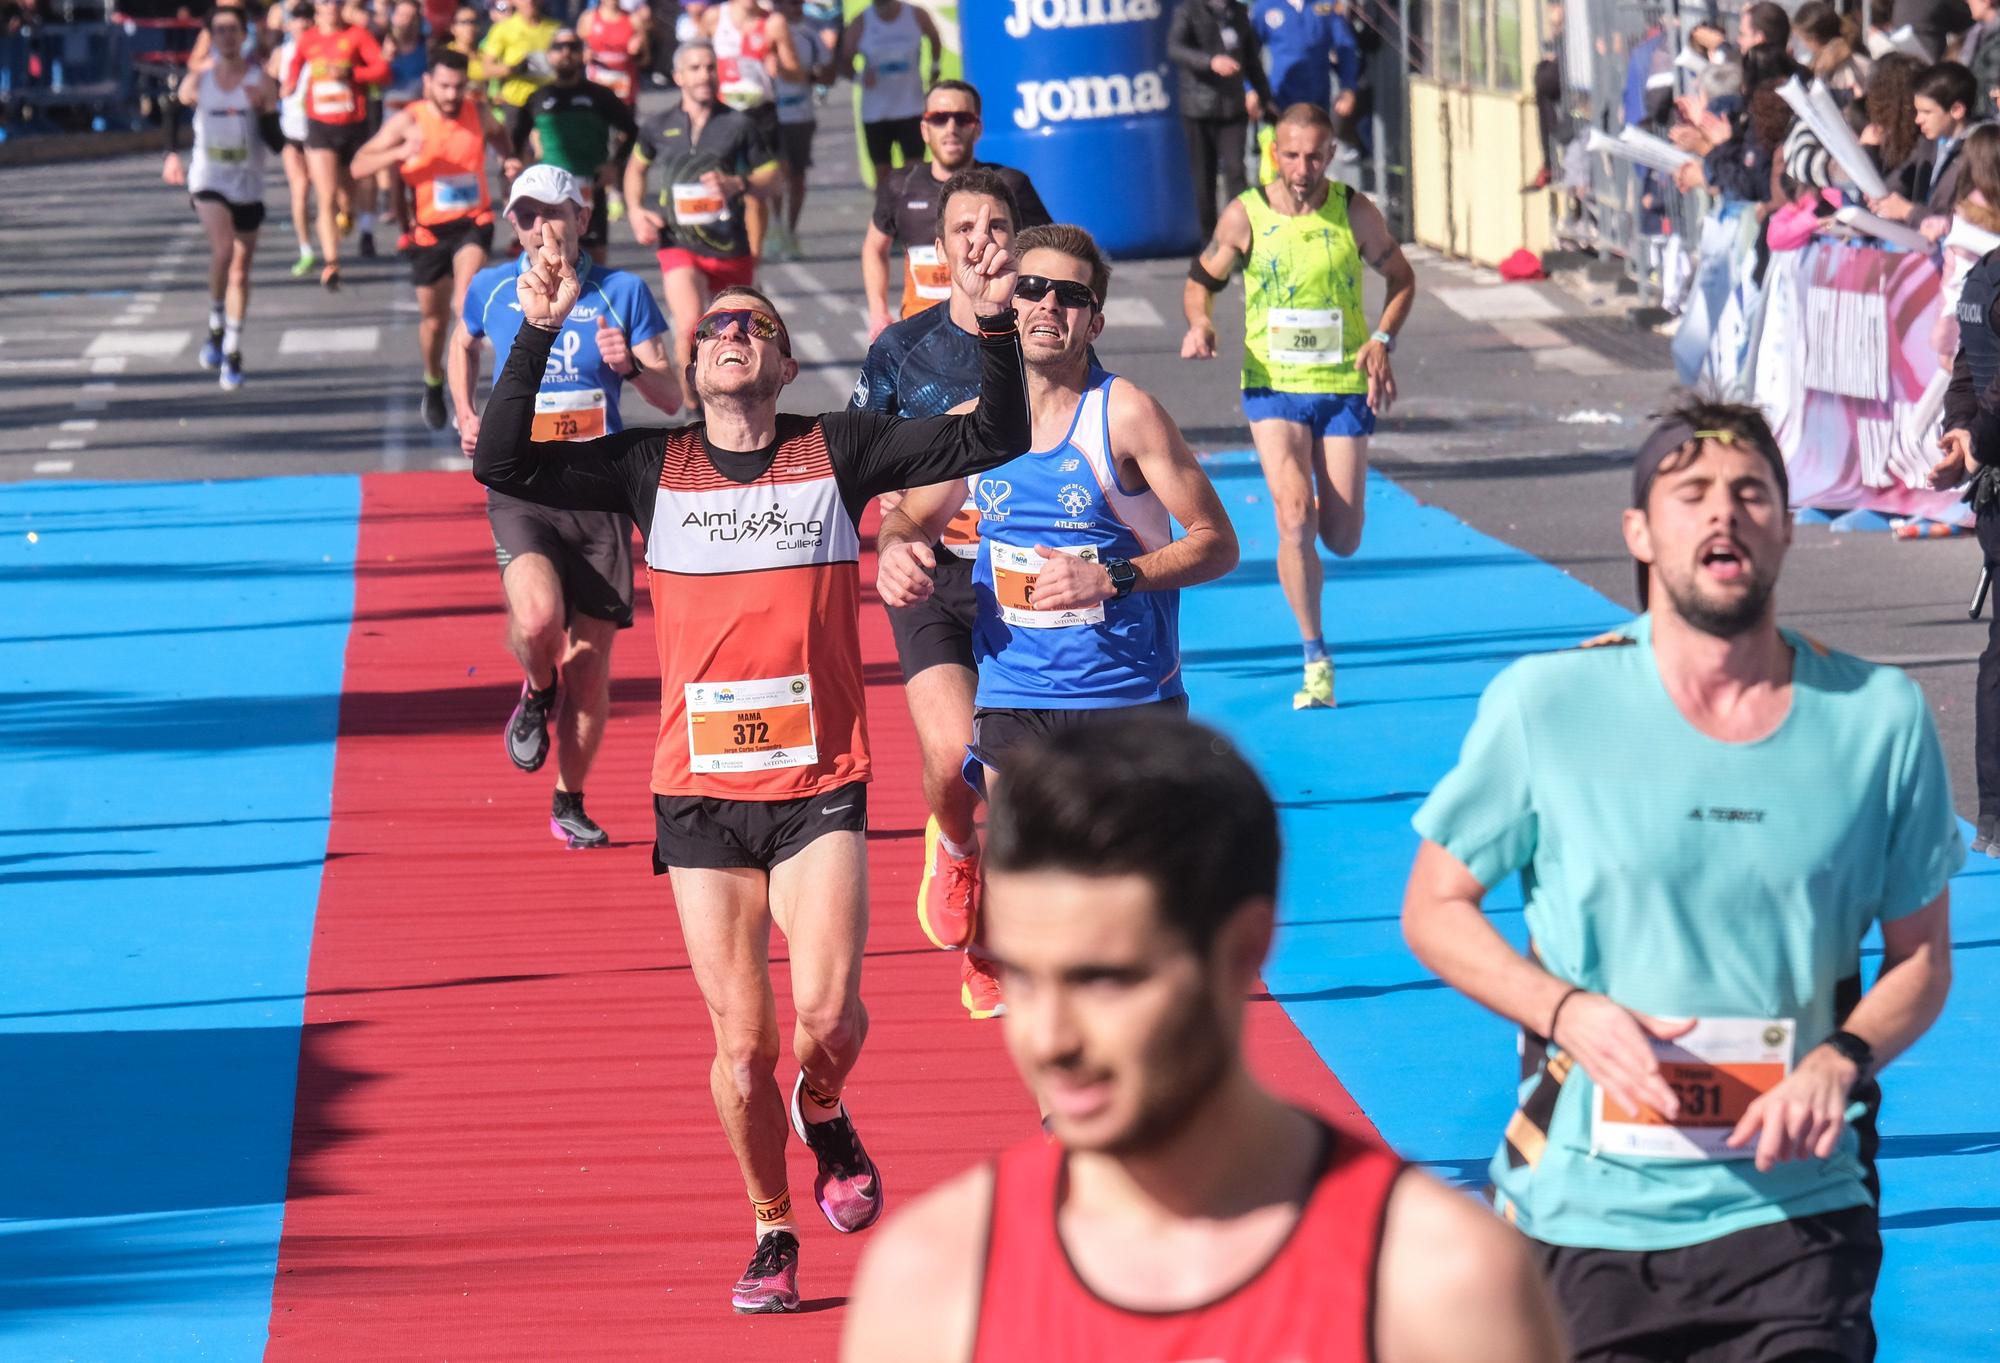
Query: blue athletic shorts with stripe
[{"left": 1242, "top": 388, "right": 1377, "bottom": 437}]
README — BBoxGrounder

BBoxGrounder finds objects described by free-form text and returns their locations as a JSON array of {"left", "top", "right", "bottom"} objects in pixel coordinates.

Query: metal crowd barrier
[{"left": 1559, "top": 0, "right": 1739, "bottom": 304}]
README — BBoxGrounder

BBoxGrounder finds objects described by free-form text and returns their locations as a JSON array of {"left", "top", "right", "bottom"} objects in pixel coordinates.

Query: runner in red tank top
[{"left": 844, "top": 717, "right": 1567, "bottom": 1363}]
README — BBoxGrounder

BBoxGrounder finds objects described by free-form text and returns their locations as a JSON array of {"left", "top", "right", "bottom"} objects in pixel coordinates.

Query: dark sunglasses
[
  {"left": 922, "top": 110, "right": 978, "bottom": 128},
  {"left": 551, "top": 38, "right": 582, "bottom": 49},
  {"left": 694, "top": 307, "right": 792, "bottom": 356},
  {"left": 1014, "top": 274, "right": 1097, "bottom": 311}
]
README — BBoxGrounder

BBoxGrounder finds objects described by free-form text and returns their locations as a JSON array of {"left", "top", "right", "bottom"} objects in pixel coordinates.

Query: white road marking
[
  {"left": 280, "top": 326, "right": 382, "bottom": 355},
  {"left": 434, "top": 455, "right": 465, "bottom": 471},
  {"left": 33, "top": 460, "right": 75, "bottom": 475},
  {"left": 59, "top": 419, "right": 99, "bottom": 432},
  {"left": 1103, "top": 296, "right": 1165, "bottom": 329},
  {"left": 86, "top": 330, "right": 190, "bottom": 358},
  {"left": 0, "top": 358, "right": 85, "bottom": 372},
  {"left": 771, "top": 261, "right": 860, "bottom": 317},
  {"left": 46, "top": 439, "right": 87, "bottom": 451},
  {"left": 1532, "top": 345, "right": 1622, "bottom": 376},
  {"left": 90, "top": 356, "right": 129, "bottom": 374},
  {"left": 134, "top": 292, "right": 164, "bottom": 304},
  {"left": 1433, "top": 284, "right": 1563, "bottom": 322},
  {"left": 787, "top": 329, "right": 858, "bottom": 403}
]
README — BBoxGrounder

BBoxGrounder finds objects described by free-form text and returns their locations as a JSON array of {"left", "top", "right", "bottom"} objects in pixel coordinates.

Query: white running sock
[
  {"left": 223, "top": 316, "right": 242, "bottom": 355},
  {"left": 939, "top": 830, "right": 978, "bottom": 861},
  {"left": 207, "top": 300, "right": 225, "bottom": 333}
]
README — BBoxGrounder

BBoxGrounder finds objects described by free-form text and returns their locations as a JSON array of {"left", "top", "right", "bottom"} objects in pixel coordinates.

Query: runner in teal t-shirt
[{"left": 1403, "top": 401, "right": 1960, "bottom": 1363}]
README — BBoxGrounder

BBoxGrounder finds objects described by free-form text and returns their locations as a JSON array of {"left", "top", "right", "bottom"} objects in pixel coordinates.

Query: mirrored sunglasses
[{"left": 694, "top": 307, "right": 791, "bottom": 355}]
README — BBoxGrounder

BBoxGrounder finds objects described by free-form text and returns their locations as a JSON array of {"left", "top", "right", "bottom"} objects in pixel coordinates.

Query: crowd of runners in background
[{"left": 152, "top": 2, "right": 1964, "bottom": 1359}]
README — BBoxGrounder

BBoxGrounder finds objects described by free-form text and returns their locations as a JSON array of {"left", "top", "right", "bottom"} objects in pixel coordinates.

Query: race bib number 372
[{"left": 685, "top": 674, "right": 817, "bottom": 773}]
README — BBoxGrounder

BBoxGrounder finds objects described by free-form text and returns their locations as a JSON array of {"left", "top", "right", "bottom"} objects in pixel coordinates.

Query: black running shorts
[
  {"left": 304, "top": 117, "right": 368, "bottom": 159},
  {"left": 1532, "top": 1205, "right": 1882, "bottom": 1363},
  {"left": 777, "top": 120, "right": 815, "bottom": 172},
  {"left": 970, "top": 695, "right": 1190, "bottom": 778},
  {"left": 885, "top": 549, "right": 976, "bottom": 681},
  {"left": 488, "top": 489, "right": 635, "bottom": 628},
  {"left": 408, "top": 218, "right": 494, "bottom": 287},
  {"left": 191, "top": 190, "right": 267, "bottom": 235},
  {"left": 862, "top": 115, "right": 922, "bottom": 166},
  {"left": 583, "top": 182, "right": 609, "bottom": 249},
  {"left": 653, "top": 781, "right": 868, "bottom": 872}
]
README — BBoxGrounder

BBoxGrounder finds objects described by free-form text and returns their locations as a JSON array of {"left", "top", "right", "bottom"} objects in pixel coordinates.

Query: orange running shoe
[
  {"left": 961, "top": 951, "right": 1005, "bottom": 1020},
  {"left": 916, "top": 815, "right": 980, "bottom": 951}
]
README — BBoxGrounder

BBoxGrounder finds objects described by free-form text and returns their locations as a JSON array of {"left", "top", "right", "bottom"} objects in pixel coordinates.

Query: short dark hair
[
  {"left": 208, "top": 2, "right": 249, "bottom": 27},
  {"left": 1918, "top": 60, "right": 1978, "bottom": 116},
  {"left": 1015, "top": 222, "right": 1112, "bottom": 306},
  {"left": 1635, "top": 396, "right": 1789, "bottom": 512},
  {"left": 430, "top": 45, "right": 470, "bottom": 73},
  {"left": 986, "top": 715, "right": 1280, "bottom": 953},
  {"left": 1744, "top": 0, "right": 1791, "bottom": 49},
  {"left": 707, "top": 284, "right": 792, "bottom": 353},
  {"left": 926, "top": 77, "right": 981, "bottom": 116},
  {"left": 1276, "top": 101, "right": 1336, "bottom": 137},
  {"left": 935, "top": 165, "right": 1021, "bottom": 240}
]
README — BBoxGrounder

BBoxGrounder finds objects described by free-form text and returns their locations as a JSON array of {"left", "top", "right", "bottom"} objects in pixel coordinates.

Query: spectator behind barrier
[
  {"left": 1792, "top": 1, "right": 1873, "bottom": 102},
  {"left": 1872, "top": 60, "right": 1985, "bottom": 235},
  {"left": 1739, "top": 1, "right": 1804, "bottom": 90},
  {"left": 1964, "top": 0, "right": 2000, "bottom": 118},
  {"left": 1863, "top": 52, "right": 1927, "bottom": 177}
]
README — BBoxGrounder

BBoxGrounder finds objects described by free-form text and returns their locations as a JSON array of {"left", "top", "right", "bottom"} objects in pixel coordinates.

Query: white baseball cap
[{"left": 505, "top": 164, "right": 588, "bottom": 214}]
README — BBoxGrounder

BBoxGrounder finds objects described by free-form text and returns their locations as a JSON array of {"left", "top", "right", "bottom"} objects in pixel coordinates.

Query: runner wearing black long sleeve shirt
[{"left": 471, "top": 213, "right": 1027, "bottom": 1315}]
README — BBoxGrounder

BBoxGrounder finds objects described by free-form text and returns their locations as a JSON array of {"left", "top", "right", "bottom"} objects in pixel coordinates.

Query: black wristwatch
[
  {"left": 1820, "top": 1029, "right": 1875, "bottom": 1086},
  {"left": 1104, "top": 557, "right": 1137, "bottom": 600},
  {"left": 620, "top": 348, "right": 647, "bottom": 381}
]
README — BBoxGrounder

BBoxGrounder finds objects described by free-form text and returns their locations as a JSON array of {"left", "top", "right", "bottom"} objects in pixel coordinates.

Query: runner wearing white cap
[{"left": 451, "top": 162, "right": 681, "bottom": 847}]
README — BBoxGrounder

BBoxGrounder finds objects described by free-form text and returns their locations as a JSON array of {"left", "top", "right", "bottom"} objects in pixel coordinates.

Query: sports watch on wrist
[
  {"left": 621, "top": 349, "right": 647, "bottom": 381},
  {"left": 1370, "top": 329, "right": 1396, "bottom": 353},
  {"left": 1104, "top": 557, "right": 1137, "bottom": 600},
  {"left": 1820, "top": 1029, "right": 1874, "bottom": 1086}
]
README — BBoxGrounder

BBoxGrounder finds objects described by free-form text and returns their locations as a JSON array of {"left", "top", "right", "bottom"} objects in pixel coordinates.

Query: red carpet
[{"left": 265, "top": 471, "right": 1370, "bottom": 1360}]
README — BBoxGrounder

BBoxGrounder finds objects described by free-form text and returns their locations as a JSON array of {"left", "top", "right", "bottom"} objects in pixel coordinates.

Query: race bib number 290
[{"left": 1267, "top": 307, "right": 1342, "bottom": 366}]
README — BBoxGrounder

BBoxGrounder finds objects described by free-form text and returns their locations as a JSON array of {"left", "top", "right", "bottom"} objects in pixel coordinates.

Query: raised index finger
[{"left": 974, "top": 201, "right": 992, "bottom": 246}]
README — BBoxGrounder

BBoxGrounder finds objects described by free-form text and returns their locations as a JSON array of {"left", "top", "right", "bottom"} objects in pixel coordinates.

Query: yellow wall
[{"left": 1409, "top": 78, "right": 1552, "bottom": 266}]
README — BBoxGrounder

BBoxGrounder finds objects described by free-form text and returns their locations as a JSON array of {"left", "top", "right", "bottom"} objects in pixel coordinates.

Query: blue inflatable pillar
[{"left": 961, "top": 0, "right": 1199, "bottom": 258}]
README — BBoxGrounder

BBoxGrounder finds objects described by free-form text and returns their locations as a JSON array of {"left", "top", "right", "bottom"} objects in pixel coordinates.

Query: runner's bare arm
[
  {"left": 1374, "top": 1172, "right": 1567, "bottom": 1363},
  {"left": 1403, "top": 838, "right": 1690, "bottom": 1121},
  {"left": 835, "top": 15, "right": 862, "bottom": 77},
  {"left": 1181, "top": 198, "right": 1250, "bottom": 359},
  {"left": 861, "top": 223, "right": 897, "bottom": 335},
  {"left": 746, "top": 158, "right": 784, "bottom": 197},
  {"left": 351, "top": 28, "right": 390, "bottom": 87},
  {"left": 627, "top": 335, "right": 682, "bottom": 415},
  {"left": 875, "top": 478, "right": 965, "bottom": 607},
  {"left": 348, "top": 109, "right": 419, "bottom": 181},
  {"left": 840, "top": 1165, "right": 992, "bottom": 1363},
  {"left": 623, "top": 150, "right": 663, "bottom": 245},
  {"left": 447, "top": 321, "right": 485, "bottom": 454},
  {"left": 1350, "top": 191, "right": 1414, "bottom": 414},
  {"left": 1102, "top": 379, "right": 1238, "bottom": 592},
  {"left": 766, "top": 10, "right": 808, "bottom": 84},
  {"left": 914, "top": 3, "right": 943, "bottom": 83},
  {"left": 1727, "top": 890, "right": 1952, "bottom": 1171}
]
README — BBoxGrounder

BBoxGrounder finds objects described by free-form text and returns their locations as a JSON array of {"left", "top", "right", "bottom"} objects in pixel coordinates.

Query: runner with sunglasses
[
  {"left": 1182, "top": 101, "right": 1415, "bottom": 711},
  {"left": 504, "top": 28, "right": 638, "bottom": 265},
  {"left": 862, "top": 79, "right": 1053, "bottom": 341},
  {"left": 625, "top": 39, "right": 782, "bottom": 415},
  {"left": 352, "top": 47, "right": 513, "bottom": 430},
  {"left": 878, "top": 222, "right": 1238, "bottom": 1019},
  {"left": 473, "top": 205, "right": 1032, "bottom": 1315},
  {"left": 452, "top": 164, "right": 680, "bottom": 849},
  {"left": 850, "top": 166, "right": 1029, "bottom": 1005}
]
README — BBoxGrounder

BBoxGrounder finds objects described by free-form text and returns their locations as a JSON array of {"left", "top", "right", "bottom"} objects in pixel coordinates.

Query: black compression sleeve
[
  {"left": 1189, "top": 258, "right": 1228, "bottom": 292},
  {"left": 822, "top": 312, "right": 1031, "bottom": 503}
]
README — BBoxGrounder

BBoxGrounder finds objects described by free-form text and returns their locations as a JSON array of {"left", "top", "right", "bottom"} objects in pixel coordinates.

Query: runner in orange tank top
[
  {"left": 353, "top": 47, "right": 513, "bottom": 430},
  {"left": 843, "top": 716, "right": 1567, "bottom": 1363},
  {"left": 472, "top": 207, "right": 1032, "bottom": 1316}
]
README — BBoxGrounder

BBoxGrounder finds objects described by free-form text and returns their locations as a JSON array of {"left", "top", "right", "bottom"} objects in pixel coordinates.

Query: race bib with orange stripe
[
  {"left": 685, "top": 674, "right": 818, "bottom": 773},
  {"left": 1592, "top": 1017, "right": 1795, "bottom": 1160}
]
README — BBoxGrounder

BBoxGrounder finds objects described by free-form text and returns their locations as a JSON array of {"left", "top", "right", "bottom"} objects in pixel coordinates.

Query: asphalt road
[{"left": 2, "top": 98, "right": 1989, "bottom": 815}]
